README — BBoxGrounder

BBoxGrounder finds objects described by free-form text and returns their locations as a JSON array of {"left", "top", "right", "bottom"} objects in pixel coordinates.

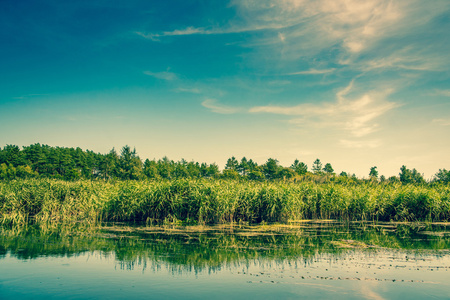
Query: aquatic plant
[{"left": 0, "top": 179, "right": 449, "bottom": 225}]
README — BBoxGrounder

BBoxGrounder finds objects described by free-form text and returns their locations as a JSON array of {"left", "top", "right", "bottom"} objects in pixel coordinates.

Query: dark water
[{"left": 1, "top": 221, "right": 449, "bottom": 299}]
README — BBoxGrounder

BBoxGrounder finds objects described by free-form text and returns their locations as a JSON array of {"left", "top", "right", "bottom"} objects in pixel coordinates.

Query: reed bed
[{"left": 0, "top": 179, "right": 449, "bottom": 225}]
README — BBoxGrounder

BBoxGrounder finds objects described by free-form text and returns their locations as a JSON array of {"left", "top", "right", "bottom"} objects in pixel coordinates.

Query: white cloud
[
  {"left": 288, "top": 68, "right": 335, "bottom": 75},
  {"left": 201, "top": 99, "right": 240, "bottom": 114},
  {"left": 139, "top": 0, "right": 405, "bottom": 54},
  {"left": 136, "top": 23, "right": 288, "bottom": 40},
  {"left": 432, "top": 119, "right": 450, "bottom": 126},
  {"left": 136, "top": 27, "right": 205, "bottom": 41},
  {"left": 176, "top": 87, "right": 201, "bottom": 94},
  {"left": 138, "top": 0, "right": 448, "bottom": 75},
  {"left": 362, "top": 48, "right": 445, "bottom": 72},
  {"left": 144, "top": 70, "right": 178, "bottom": 81},
  {"left": 434, "top": 89, "right": 450, "bottom": 97},
  {"left": 233, "top": 0, "right": 406, "bottom": 54},
  {"left": 250, "top": 81, "right": 398, "bottom": 139}
]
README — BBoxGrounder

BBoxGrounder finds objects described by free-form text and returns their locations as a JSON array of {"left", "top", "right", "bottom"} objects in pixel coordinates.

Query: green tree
[
  {"left": 388, "top": 176, "right": 400, "bottom": 183},
  {"left": 222, "top": 169, "right": 240, "bottom": 180},
  {"left": 279, "top": 167, "right": 296, "bottom": 180},
  {"left": 434, "top": 169, "right": 450, "bottom": 183},
  {"left": 99, "top": 149, "right": 119, "bottom": 179},
  {"left": 369, "top": 166, "right": 378, "bottom": 179},
  {"left": 143, "top": 159, "right": 159, "bottom": 179},
  {"left": 323, "top": 163, "right": 334, "bottom": 174},
  {"left": 248, "top": 167, "right": 264, "bottom": 181},
  {"left": 225, "top": 156, "right": 239, "bottom": 171},
  {"left": 186, "top": 161, "right": 201, "bottom": 178},
  {"left": 312, "top": 159, "right": 322, "bottom": 174},
  {"left": 263, "top": 158, "right": 281, "bottom": 180},
  {"left": 0, "top": 163, "right": 16, "bottom": 180},
  {"left": 238, "top": 157, "right": 250, "bottom": 176},
  {"left": 290, "top": 159, "right": 308, "bottom": 175},
  {"left": 118, "top": 146, "right": 143, "bottom": 180},
  {"left": 16, "top": 165, "right": 37, "bottom": 178},
  {"left": 200, "top": 163, "right": 209, "bottom": 178},
  {"left": 339, "top": 171, "right": 348, "bottom": 177},
  {"left": 158, "top": 156, "right": 174, "bottom": 179},
  {"left": 0, "top": 145, "right": 23, "bottom": 166},
  {"left": 207, "top": 163, "right": 220, "bottom": 178},
  {"left": 399, "top": 165, "right": 425, "bottom": 184}
]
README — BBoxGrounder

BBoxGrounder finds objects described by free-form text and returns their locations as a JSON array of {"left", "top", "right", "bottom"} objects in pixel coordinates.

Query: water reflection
[
  {"left": 1, "top": 221, "right": 449, "bottom": 299},
  {"left": 1, "top": 221, "right": 449, "bottom": 269}
]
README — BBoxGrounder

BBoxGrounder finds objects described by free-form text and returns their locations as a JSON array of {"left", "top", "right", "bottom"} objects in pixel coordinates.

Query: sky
[{"left": 1, "top": 0, "right": 449, "bottom": 178}]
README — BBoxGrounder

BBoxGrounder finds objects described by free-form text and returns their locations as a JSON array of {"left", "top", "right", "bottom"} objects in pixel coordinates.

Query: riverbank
[{"left": 1, "top": 179, "right": 449, "bottom": 224}]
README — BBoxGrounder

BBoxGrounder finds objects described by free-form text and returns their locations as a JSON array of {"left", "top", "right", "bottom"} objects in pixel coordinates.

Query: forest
[{"left": 1, "top": 143, "right": 449, "bottom": 184}]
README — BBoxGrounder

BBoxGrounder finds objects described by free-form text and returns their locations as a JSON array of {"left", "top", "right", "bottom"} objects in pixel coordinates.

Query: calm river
[{"left": 1, "top": 221, "right": 449, "bottom": 299}]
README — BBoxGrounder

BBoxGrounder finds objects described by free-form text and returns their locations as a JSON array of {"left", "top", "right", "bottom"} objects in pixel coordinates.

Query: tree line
[{"left": 0, "top": 144, "right": 448, "bottom": 184}]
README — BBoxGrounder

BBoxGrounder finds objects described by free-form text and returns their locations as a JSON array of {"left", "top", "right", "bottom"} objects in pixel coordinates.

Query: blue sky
[{"left": 1, "top": 0, "right": 449, "bottom": 178}]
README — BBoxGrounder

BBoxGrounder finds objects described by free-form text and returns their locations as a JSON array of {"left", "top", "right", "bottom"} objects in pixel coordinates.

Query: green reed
[
  {"left": 0, "top": 178, "right": 449, "bottom": 225},
  {"left": 2, "top": 222, "right": 449, "bottom": 272}
]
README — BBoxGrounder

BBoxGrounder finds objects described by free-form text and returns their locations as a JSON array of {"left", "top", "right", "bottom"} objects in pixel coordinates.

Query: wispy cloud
[
  {"left": 361, "top": 48, "right": 445, "bottom": 72},
  {"left": 143, "top": 70, "right": 177, "bottom": 81},
  {"left": 432, "top": 119, "right": 450, "bottom": 126},
  {"left": 12, "top": 93, "right": 49, "bottom": 100},
  {"left": 288, "top": 68, "right": 335, "bottom": 75},
  {"left": 250, "top": 81, "right": 399, "bottom": 140},
  {"left": 138, "top": 0, "right": 448, "bottom": 75},
  {"left": 176, "top": 87, "right": 201, "bottom": 94},
  {"left": 136, "top": 23, "right": 287, "bottom": 41},
  {"left": 434, "top": 89, "right": 450, "bottom": 97},
  {"left": 201, "top": 99, "right": 240, "bottom": 114},
  {"left": 231, "top": 0, "right": 406, "bottom": 53},
  {"left": 136, "top": 27, "right": 206, "bottom": 41}
]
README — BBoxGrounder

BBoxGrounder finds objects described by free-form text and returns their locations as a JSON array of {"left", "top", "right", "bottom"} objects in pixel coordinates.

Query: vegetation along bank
[
  {"left": 1, "top": 179, "right": 449, "bottom": 225},
  {"left": 0, "top": 144, "right": 449, "bottom": 225}
]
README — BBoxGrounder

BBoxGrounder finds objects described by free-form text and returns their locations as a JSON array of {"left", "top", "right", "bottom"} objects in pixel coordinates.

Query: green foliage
[
  {"left": 399, "top": 165, "right": 425, "bottom": 184},
  {"left": 263, "top": 158, "right": 281, "bottom": 179},
  {"left": 290, "top": 159, "right": 308, "bottom": 175},
  {"left": 1, "top": 179, "right": 449, "bottom": 226},
  {"left": 434, "top": 169, "right": 450, "bottom": 183},
  {"left": 225, "top": 156, "right": 239, "bottom": 171},
  {"left": 0, "top": 163, "right": 17, "bottom": 180},
  {"left": 312, "top": 159, "right": 323, "bottom": 174},
  {"left": 278, "top": 167, "right": 296, "bottom": 180},
  {"left": 247, "top": 169, "right": 264, "bottom": 181},
  {"left": 323, "top": 163, "right": 334, "bottom": 174},
  {"left": 369, "top": 166, "right": 378, "bottom": 179},
  {"left": 221, "top": 169, "right": 240, "bottom": 180},
  {"left": 117, "top": 146, "right": 143, "bottom": 180},
  {"left": 0, "top": 144, "right": 448, "bottom": 184}
]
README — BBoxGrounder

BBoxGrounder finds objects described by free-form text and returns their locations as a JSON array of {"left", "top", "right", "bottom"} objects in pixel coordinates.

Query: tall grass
[{"left": 0, "top": 178, "right": 449, "bottom": 225}]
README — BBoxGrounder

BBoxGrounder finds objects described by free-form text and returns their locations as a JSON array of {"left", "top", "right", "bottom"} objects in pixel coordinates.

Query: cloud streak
[
  {"left": 201, "top": 99, "right": 240, "bottom": 114},
  {"left": 144, "top": 70, "right": 178, "bottom": 81},
  {"left": 288, "top": 68, "right": 335, "bottom": 75},
  {"left": 176, "top": 87, "right": 201, "bottom": 94},
  {"left": 138, "top": 0, "right": 449, "bottom": 74},
  {"left": 250, "top": 81, "right": 399, "bottom": 140},
  {"left": 434, "top": 89, "right": 450, "bottom": 97},
  {"left": 432, "top": 119, "right": 450, "bottom": 126},
  {"left": 136, "top": 23, "right": 287, "bottom": 41}
]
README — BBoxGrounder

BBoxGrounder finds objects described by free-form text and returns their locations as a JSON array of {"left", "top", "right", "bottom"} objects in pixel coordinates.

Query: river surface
[{"left": 1, "top": 221, "right": 449, "bottom": 299}]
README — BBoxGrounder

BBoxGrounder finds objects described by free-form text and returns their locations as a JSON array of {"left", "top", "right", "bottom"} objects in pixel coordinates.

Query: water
[{"left": 1, "top": 221, "right": 449, "bottom": 299}]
